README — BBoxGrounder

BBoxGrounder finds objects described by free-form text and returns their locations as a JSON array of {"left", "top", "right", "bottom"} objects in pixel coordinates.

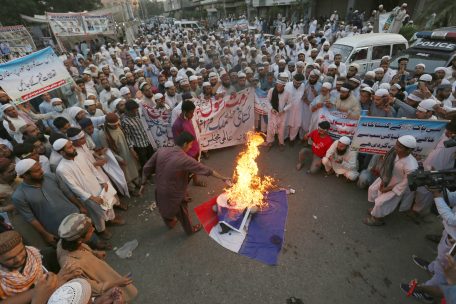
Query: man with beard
[
  {"left": 363, "top": 135, "right": 419, "bottom": 226},
  {"left": 215, "top": 70, "right": 234, "bottom": 98},
  {"left": 125, "top": 72, "right": 137, "bottom": 96},
  {"left": 83, "top": 100, "right": 104, "bottom": 118},
  {"left": 285, "top": 74, "right": 305, "bottom": 145},
  {"left": 372, "top": 68, "right": 386, "bottom": 91},
  {"left": 98, "top": 78, "right": 121, "bottom": 112},
  {"left": 322, "top": 136, "right": 359, "bottom": 181},
  {"left": 189, "top": 75, "right": 200, "bottom": 97},
  {"left": 346, "top": 63, "right": 359, "bottom": 79},
  {"left": 12, "top": 159, "right": 109, "bottom": 249},
  {"left": 164, "top": 81, "right": 181, "bottom": 109},
  {"left": 139, "top": 82, "right": 155, "bottom": 107},
  {"left": 318, "top": 41, "right": 334, "bottom": 61},
  {"left": 101, "top": 65, "right": 120, "bottom": 88},
  {"left": 408, "top": 63, "right": 425, "bottom": 84},
  {"left": 200, "top": 82, "right": 214, "bottom": 100},
  {"left": 157, "top": 74, "right": 167, "bottom": 94},
  {"left": 236, "top": 72, "right": 248, "bottom": 91},
  {"left": 302, "top": 69, "right": 322, "bottom": 137},
  {"left": 334, "top": 83, "right": 361, "bottom": 119},
  {"left": 333, "top": 53, "right": 347, "bottom": 76},
  {"left": 54, "top": 138, "right": 121, "bottom": 240},
  {"left": 266, "top": 79, "right": 291, "bottom": 151}
]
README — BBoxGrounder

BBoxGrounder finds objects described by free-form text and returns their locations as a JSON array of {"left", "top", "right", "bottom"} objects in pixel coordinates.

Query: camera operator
[
  {"left": 401, "top": 189, "right": 456, "bottom": 303},
  {"left": 412, "top": 120, "right": 456, "bottom": 215}
]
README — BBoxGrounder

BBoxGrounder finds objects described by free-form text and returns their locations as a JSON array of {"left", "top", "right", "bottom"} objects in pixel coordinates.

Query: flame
[{"left": 225, "top": 132, "right": 274, "bottom": 210}]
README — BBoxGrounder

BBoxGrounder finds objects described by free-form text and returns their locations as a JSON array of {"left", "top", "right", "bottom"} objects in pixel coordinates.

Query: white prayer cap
[
  {"left": 86, "top": 93, "right": 97, "bottom": 99},
  {"left": 415, "top": 63, "right": 425, "bottom": 69},
  {"left": 123, "top": 67, "right": 130, "bottom": 72},
  {"left": 53, "top": 138, "right": 69, "bottom": 152},
  {"left": 198, "top": 58, "right": 205, "bottom": 63},
  {"left": 220, "top": 70, "right": 228, "bottom": 77},
  {"left": 381, "top": 55, "right": 391, "bottom": 61},
  {"left": 349, "top": 77, "right": 361, "bottom": 84},
  {"left": 180, "top": 79, "right": 189, "bottom": 86},
  {"left": 1, "top": 104, "right": 13, "bottom": 112},
  {"left": 361, "top": 87, "right": 373, "bottom": 94},
  {"left": 297, "top": 61, "right": 306, "bottom": 67},
  {"left": 365, "top": 71, "right": 375, "bottom": 78},
  {"left": 69, "top": 131, "right": 85, "bottom": 141},
  {"left": 392, "top": 83, "right": 402, "bottom": 90},
  {"left": 189, "top": 75, "right": 198, "bottom": 81},
  {"left": 209, "top": 72, "right": 218, "bottom": 78},
  {"left": 164, "top": 81, "right": 175, "bottom": 88},
  {"left": 51, "top": 97, "right": 62, "bottom": 104},
  {"left": 323, "top": 41, "right": 330, "bottom": 46},
  {"left": 83, "top": 100, "right": 96, "bottom": 107},
  {"left": 237, "top": 72, "right": 246, "bottom": 78},
  {"left": 120, "top": 87, "right": 130, "bottom": 95},
  {"left": 47, "top": 278, "right": 91, "bottom": 304},
  {"left": 311, "top": 48, "right": 318, "bottom": 52},
  {"left": 349, "top": 63, "right": 360, "bottom": 70},
  {"left": 379, "top": 83, "right": 391, "bottom": 90},
  {"left": 398, "top": 135, "right": 416, "bottom": 149},
  {"left": 417, "top": 99, "right": 437, "bottom": 112},
  {"left": 407, "top": 93, "right": 422, "bottom": 102},
  {"left": 202, "top": 82, "right": 211, "bottom": 87},
  {"left": 134, "top": 69, "right": 142, "bottom": 74},
  {"left": 328, "top": 63, "right": 337, "bottom": 69},
  {"left": 68, "top": 107, "right": 84, "bottom": 120},
  {"left": 297, "top": 51, "right": 306, "bottom": 56},
  {"left": 276, "top": 79, "right": 287, "bottom": 85},
  {"left": 170, "top": 67, "right": 178, "bottom": 72},
  {"left": 82, "top": 69, "right": 91, "bottom": 75},
  {"left": 15, "top": 159, "right": 36, "bottom": 176},
  {"left": 374, "top": 68, "right": 384, "bottom": 73},
  {"left": 111, "top": 98, "right": 123, "bottom": 110},
  {"left": 245, "top": 67, "right": 253, "bottom": 74},
  {"left": 309, "top": 69, "right": 321, "bottom": 77},
  {"left": 375, "top": 88, "right": 389, "bottom": 97},
  {"left": 322, "top": 82, "right": 332, "bottom": 90},
  {"left": 434, "top": 67, "right": 446, "bottom": 73},
  {"left": 139, "top": 82, "right": 149, "bottom": 91},
  {"left": 279, "top": 59, "right": 286, "bottom": 64},
  {"left": 419, "top": 74, "right": 432, "bottom": 82},
  {"left": 154, "top": 93, "right": 164, "bottom": 100},
  {"left": 339, "top": 136, "right": 351, "bottom": 145}
]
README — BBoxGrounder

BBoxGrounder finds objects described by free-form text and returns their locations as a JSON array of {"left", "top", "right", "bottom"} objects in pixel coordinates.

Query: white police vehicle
[{"left": 390, "top": 28, "right": 456, "bottom": 74}]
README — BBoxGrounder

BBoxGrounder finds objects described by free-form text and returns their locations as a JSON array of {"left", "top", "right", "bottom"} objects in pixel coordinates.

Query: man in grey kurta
[{"left": 140, "top": 132, "right": 229, "bottom": 235}]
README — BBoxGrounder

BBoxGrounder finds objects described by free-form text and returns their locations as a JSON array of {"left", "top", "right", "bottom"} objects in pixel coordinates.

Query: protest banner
[
  {"left": 381, "top": 12, "right": 394, "bottom": 32},
  {"left": 140, "top": 104, "right": 175, "bottom": 150},
  {"left": 254, "top": 88, "right": 269, "bottom": 115},
  {"left": 195, "top": 89, "right": 255, "bottom": 150},
  {"left": 47, "top": 12, "right": 85, "bottom": 37},
  {"left": 351, "top": 116, "right": 448, "bottom": 158},
  {"left": 0, "top": 25, "right": 36, "bottom": 57},
  {"left": 317, "top": 108, "right": 358, "bottom": 139},
  {"left": 0, "top": 47, "right": 73, "bottom": 104},
  {"left": 82, "top": 13, "right": 116, "bottom": 35}
]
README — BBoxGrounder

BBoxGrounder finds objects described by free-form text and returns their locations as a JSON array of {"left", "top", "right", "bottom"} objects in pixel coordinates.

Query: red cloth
[
  {"left": 309, "top": 130, "right": 333, "bottom": 158},
  {"left": 194, "top": 196, "right": 218, "bottom": 233}
]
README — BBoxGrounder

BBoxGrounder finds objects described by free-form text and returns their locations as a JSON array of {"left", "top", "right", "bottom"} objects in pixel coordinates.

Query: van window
[
  {"left": 392, "top": 44, "right": 407, "bottom": 57},
  {"left": 348, "top": 47, "right": 368, "bottom": 63},
  {"left": 372, "top": 45, "right": 391, "bottom": 60}
]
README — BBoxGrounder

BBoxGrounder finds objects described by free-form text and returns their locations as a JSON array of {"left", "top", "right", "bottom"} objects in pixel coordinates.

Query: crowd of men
[{"left": 0, "top": 3, "right": 456, "bottom": 302}]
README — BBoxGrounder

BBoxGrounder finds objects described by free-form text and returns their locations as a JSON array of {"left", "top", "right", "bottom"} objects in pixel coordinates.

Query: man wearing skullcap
[
  {"left": 266, "top": 79, "right": 291, "bottom": 150},
  {"left": 364, "top": 135, "right": 418, "bottom": 226},
  {"left": 56, "top": 213, "right": 137, "bottom": 301},
  {"left": 0, "top": 157, "right": 16, "bottom": 216},
  {"left": 370, "top": 89, "right": 396, "bottom": 117},
  {"left": 322, "top": 136, "right": 359, "bottom": 181},
  {"left": 309, "top": 82, "right": 336, "bottom": 132},
  {"left": 83, "top": 100, "right": 104, "bottom": 118},
  {"left": 301, "top": 69, "right": 322, "bottom": 135},
  {"left": 55, "top": 138, "right": 122, "bottom": 240},
  {"left": 435, "top": 80, "right": 454, "bottom": 113},
  {"left": 285, "top": 74, "right": 305, "bottom": 144},
  {"left": 334, "top": 83, "right": 361, "bottom": 119},
  {"left": 164, "top": 81, "right": 181, "bottom": 109},
  {"left": 139, "top": 82, "right": 156, "bottom": 107}
]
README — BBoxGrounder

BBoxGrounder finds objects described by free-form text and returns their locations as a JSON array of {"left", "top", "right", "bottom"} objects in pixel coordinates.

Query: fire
[{"left": 225, "top": 132, "right": 274, "bottom": 210}]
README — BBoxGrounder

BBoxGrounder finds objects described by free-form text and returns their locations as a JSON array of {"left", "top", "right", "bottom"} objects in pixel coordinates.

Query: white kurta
[
  {"left": 368, "top": 154, "right": 418, "bottom": 218},
  {"left": 322, "top": 141, "right": 359, "bottom": 180},
  {"left": 284, "top": 82, "right": 305, "bottom": 141}
]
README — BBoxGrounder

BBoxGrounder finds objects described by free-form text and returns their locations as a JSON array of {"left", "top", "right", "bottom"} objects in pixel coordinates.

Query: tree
[
  {"left": 414, "top": 0, "right": 456, "bottom": 29},
  {"left": 141, "top": 0, "right": 164, "bottom": 18},
  {"left": 42, "top": 0, "right": 102, "bottom": 13}
]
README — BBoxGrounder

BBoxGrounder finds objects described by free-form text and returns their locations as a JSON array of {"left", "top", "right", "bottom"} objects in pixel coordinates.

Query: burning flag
[{"left": 194, "top": 132, "right": 288, "bottom": 265}]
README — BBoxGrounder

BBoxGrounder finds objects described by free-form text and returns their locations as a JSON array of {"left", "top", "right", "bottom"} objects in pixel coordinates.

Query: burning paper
[{"left": 224, "top": 132, "right": 274, "bottom": 210}]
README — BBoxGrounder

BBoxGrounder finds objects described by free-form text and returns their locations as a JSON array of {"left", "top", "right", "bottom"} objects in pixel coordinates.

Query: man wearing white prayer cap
[
  {"left": 322, "top": 136, "right": 359, "bottom": 181},
  {"left": 416, "top": 99, "right": 437, "bottom": 120},
  {"left": 83, "top": 100, "right": 103, "bottom": 118},
  {"left": 335, "top": 83, "right": 361, "bottom": 119},
  {"left": 165, "top": 80, "right": 181, "bottom": 109},
  {"left": 285, "top": 73, "right": 305, "bottom": 144},
  {"left": 47, "top": 278, "right": 92, "bottom": 304},
  {"left": 266, "top": 79, "right": 292, "bottom": 150},
  {"left": 15, "top": 159, "right": 36, "bottom": 177},
  {"left": 364, "top": 135, "right": 418, "bottom": 226},
  {"left": 120, "top": 86, "right": 132, "bottom": 100}
]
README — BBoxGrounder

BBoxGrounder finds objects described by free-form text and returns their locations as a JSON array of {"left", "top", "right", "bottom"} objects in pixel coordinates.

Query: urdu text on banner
[
  {"left": 351, "top": 116, "right": 448, "bottom": 158},
  {"left": 0, "top": 47, "right": 73, "bottom": 104}
]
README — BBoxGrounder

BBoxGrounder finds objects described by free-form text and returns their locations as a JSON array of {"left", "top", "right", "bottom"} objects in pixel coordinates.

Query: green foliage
[
  {"left": 414, "top": 0, "right": 456, "bottom": 29},
  {"left": 399, "top": 24, "right": 417, "bottom": 41}
]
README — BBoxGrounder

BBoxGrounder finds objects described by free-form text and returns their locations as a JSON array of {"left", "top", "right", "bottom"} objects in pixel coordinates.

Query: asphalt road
[{"left": 105, "top": 143, "right": 442, "bottom": 304}]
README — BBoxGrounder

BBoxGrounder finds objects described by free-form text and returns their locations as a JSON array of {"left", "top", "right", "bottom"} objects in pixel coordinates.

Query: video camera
[{"left": 408, "top": 167, "right": 456, "bottom": 202}]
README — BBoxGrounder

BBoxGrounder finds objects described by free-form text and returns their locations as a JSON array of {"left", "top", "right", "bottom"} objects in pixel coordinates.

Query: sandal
[
  {"left": 191, "top": 224, "right": 202, "bottom": 234},
  {"left": 363, "top": 215, "right": 385, "bottom": 226}
]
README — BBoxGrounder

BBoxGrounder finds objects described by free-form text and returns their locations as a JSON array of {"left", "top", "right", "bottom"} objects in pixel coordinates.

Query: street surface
[{"left": 106, "top": 143, "right": 441, "bottom": 304}]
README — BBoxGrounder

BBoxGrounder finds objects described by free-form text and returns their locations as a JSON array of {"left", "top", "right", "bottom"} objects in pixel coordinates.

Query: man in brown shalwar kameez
[{"left": 140, "top": 131, "right": 230, "bottom": 235}]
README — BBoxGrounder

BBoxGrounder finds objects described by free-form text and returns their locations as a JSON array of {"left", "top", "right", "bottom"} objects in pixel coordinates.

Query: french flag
[{"left": 194, "top": 190, "right": 288, "bottom": 265}]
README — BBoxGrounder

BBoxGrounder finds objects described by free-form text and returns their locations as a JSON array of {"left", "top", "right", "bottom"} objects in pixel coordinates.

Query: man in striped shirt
[{"left": 120, "top": 100, "right": 154, "bottom": 167}]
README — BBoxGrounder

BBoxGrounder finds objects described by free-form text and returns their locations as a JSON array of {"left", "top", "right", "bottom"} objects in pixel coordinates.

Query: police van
[{"left": 390, "top": 28, "right": 456, "bottom": 74}]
